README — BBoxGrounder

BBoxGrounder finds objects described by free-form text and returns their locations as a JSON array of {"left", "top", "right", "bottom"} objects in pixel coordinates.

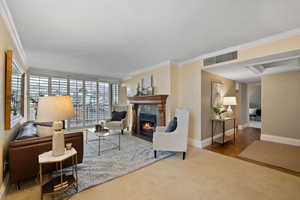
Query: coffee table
[{"left": 87, "top": 128, "right": 121, "bottom": 156}]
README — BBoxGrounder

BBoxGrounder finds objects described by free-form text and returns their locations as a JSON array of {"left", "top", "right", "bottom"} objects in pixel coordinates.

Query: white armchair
[
  {"left": 153, "top": 109, "right": 189, "bottom": 160},
  {"left": 105, "top": 105, "right": 128, "bottom": 135}
]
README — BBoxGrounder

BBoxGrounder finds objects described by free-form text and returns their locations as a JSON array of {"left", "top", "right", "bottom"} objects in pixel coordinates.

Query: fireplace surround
[{"left": 128, "top": 95, "right": 168, "bottom": 141}]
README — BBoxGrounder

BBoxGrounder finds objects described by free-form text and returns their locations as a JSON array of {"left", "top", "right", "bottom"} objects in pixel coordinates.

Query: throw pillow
[
  {"left": 165, "top": 117, "right": 177, "bottom": 132},
  {"left": 37, "top": 125, "right": 54, "bottom": 137},
  {"left": 111, "top": 111, "right": 127, "bottom": 121}
]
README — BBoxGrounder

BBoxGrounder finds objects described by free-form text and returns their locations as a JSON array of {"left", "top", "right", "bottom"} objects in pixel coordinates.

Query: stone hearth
[{"left": 128, "top": 95, "right": 168, "bottom": 141}]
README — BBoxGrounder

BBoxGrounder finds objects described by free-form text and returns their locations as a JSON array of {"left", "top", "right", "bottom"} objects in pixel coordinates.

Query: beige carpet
[
  {"left": 6, "top": 147, "right": 300, "bottom": 200},
  {"left": 239, "top": 140, "right": 300, "bottom": 172}
]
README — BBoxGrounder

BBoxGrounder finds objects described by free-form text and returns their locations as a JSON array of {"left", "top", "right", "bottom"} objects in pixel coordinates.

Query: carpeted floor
[
  {"left": 239, "top": 140, "right": 300, "bottom": 172},
  {"left": 6, "top": 146, "right": 300, "bottom": 200}
]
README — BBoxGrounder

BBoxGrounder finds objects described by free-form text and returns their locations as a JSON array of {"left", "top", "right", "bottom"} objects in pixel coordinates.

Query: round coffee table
[{"left": 86, "top": 128, "right": 121, "bottom": 156}]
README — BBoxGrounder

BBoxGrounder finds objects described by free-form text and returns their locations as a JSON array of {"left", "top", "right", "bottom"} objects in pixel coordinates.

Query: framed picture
[
  {"left": 211, "top": 81, "right": 224, "bottom": 108},
  {"left": 141, "top": 75, "right": 152, "bottom": 89},
  {"left": 4, "top": 50, "right": 25, "bottom": 130}
]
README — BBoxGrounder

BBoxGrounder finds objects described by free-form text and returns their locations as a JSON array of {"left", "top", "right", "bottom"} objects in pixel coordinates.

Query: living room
[{"left": 1, "top": 1, "right": 300, "bottom": 200}]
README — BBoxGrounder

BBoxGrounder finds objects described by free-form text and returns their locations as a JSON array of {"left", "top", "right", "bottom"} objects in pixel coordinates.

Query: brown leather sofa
[{"left": 8, "top": 122, "right": 84, "bottom": 188}]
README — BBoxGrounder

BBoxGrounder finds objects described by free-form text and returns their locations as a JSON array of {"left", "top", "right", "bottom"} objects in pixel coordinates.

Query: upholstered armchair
[
  {"left": 105, "top": 105, "right": 128, "bottom": 135},
  {"left": 153, "top": 109, "right": 189, "bottom": 160}
]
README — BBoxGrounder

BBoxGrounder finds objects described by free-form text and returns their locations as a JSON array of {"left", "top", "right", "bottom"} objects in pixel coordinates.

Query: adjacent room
[{"left": 1, "top": 0, "right": 300, "bottom": 200}]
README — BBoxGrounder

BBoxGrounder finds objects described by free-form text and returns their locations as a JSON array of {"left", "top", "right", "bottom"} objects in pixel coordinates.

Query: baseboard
[
  {"left": 0, "top": 173, "right": 9, "bottom": 200},
  {"left": 188, "top": 138, "right": 202, "bottom": 148},
  {"left": 238, "top": 123, "right": 248, "bottom": 130},
  {"left": 201, "top": 129, "right": 235, "bottom": 148},
  {"left": 261, "top": 134, "right": 300, "bottom": 147}
]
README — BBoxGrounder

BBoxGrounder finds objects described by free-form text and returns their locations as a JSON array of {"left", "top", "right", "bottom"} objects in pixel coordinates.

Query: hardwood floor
[
  {"left": 205, "top": 127, "right": 300, "bottom": 177},
  {"left": 205, "top": 127, "right": 261, "bottom": 157}
]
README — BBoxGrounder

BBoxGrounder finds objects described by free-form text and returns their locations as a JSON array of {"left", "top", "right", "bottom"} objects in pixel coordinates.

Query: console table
[{"left": 211, "top": 118, "right": 236, "bottom": 145}]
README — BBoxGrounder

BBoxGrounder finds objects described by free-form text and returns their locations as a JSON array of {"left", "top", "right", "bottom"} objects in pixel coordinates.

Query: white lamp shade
[
  {"left": 36, "top": 96, "right": 75, "bottom": 122},
  {"left": 223, "top": 96, "right": 237, "bottom": 106}
]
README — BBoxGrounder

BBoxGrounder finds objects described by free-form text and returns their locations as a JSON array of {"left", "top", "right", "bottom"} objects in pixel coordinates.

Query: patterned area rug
[{"left": 61, "top": 132, "right": 173, "bottom": 196}]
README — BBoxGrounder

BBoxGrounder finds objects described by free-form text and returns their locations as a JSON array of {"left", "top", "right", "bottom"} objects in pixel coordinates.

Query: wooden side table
[
  {"left": 212, "top": 118, "right": 236, "bottom": 145},
  {"left": 39, "top": 148, "right": 78, "bottom": 200}
]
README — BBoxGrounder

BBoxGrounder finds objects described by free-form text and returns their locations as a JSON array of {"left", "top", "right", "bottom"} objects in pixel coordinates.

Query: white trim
[
  {"left": 0, "top": 173, "right": 9, "bottom": 200},
  {"left": 188, "top": 138, "right": 202, "bottom": 148},
  {"left": 201, "top": 129, "right": 235, "bottom": 148},
  {"left": 0, "top": 0, "right": 26, "bottom": 65},
  {"left": 129, "top": 60, "right": 171, "bottom": 76},
  {"left": 178, "top": 28, "right": 300, "bottom": 66},
  {"left": 188, "top": 129, "right": 235, "bottom": 148},
  {"left": 261, "top": 134, "right": 300, "bottom": 147},
  {"left": 238, "top": 123, "right": 249, "bottom": 130}
]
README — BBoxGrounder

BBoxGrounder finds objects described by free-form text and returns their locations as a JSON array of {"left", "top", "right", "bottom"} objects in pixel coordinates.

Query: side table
[
  {"left": 39, "top": 148, "right": 78, "bottom": 200},
  {"left": 212, "top": 118, "right": 236, "bottom": 145}
]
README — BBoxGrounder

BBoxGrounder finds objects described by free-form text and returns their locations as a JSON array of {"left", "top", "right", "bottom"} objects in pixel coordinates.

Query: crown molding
[
  {"left": 178, "top": 28, "right": 300, "bottom": 66},
  {"left": 0, "top": 0, "right": 26, "bottom": 65},
  {"left": 28, "top": 67, "right": 120, "bottom": 82}
]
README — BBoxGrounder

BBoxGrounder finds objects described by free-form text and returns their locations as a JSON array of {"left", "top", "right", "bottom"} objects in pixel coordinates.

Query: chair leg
[
  {"left": 154, "top": 150, "right": 157, "bottom": 159},
  {"left": 121, "top": 129, "right": 124, "bottom": 135},
  {"left": 182, "top": 152, "right": 186, "bottom": 160},
  {"left": 16, "top": 182, "right": 21, "bottom": 190}
]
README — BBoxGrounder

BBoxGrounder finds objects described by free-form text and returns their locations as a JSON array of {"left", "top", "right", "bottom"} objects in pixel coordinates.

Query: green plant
[{"left": 213, "top": 106, "right": 226, "bottom": 116}]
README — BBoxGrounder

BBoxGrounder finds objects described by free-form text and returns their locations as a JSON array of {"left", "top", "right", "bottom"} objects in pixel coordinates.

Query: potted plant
[{"left": 213, "top": 106, "right": 226, "bottom": 119}]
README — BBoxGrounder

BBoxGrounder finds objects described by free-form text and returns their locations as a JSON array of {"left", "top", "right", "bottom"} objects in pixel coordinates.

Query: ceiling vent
[{"left": 203, "top": 51, "right": 238, "bottom": 66}]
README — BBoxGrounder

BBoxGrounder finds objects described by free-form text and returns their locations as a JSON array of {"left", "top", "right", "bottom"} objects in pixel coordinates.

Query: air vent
[{"left": 203, "top": 51, "right": 238, "bottom": 66}]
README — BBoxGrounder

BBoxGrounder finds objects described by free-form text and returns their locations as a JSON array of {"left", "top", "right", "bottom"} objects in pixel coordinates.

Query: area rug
[
  {"left": 239, "top": 140, "right": 300, "bottom": 172},
  {"left": 62, "top": 133, "right": 174, "bottom": 195}
]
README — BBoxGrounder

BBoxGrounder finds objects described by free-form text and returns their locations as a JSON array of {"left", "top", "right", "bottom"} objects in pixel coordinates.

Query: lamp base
[
  {"left": 52, "top": 130, "right": 65, "bottom": 157},
  {"left": 227, "top": 105, "right": 233, "bottom": 113}
]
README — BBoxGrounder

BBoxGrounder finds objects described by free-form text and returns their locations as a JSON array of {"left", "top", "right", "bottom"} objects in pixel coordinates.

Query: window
[
  {"left": 98, "top": 82, "right": 110, "bottom": 120},
  {"left": 28, "top": 74, "right": 115, "bottom": 127},
  {"left": 69, "top": 79, "right": 84, "bottom": 128},
  {"left": 85, "top": 81, "right": 98, "bottom": 126},
  {"left": 51, "top": 77, "right": 68, "bottom": 96},
  {"left": 28, "top": 75, "right": 49, "bottom": 120},
  {"left": 111, "top": 83, "right": 120, "bottom": 106}
]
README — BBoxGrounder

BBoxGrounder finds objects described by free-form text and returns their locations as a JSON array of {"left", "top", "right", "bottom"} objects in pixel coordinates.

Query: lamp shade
[
  {"left": 36, "top": 96, "right": 75, "bottom": 122},
  {"left": 223, "top": 96, "right": 237, "bottom": 106}
]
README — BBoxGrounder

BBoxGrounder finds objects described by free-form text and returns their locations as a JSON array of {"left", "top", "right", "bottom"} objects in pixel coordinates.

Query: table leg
[
  {"left": 75, "top": 154, "right": 78, "bottom": 191},
  {"left": 40, "top": 164, "right": 43, "bottom": 200},
  {"left": 86, "top": 130, "right": 88, "bottom": 144},
  {"left": 223, "top": 121, "right": 225, "bottom": 145},
  {"left": 211, "top": 120, "right": 214, "bottom": 145},
  {"left": 98, "top": 136, "right": 101, "bottom": 156},
  {"left": 118, "top": 132, "right": 121, "bottom": 151},
  {"left": 234, "top": 119, "right": 236, "bottom": 144},
  {"left": 60, "top": 161, "right": 63, "bottom": 184}
]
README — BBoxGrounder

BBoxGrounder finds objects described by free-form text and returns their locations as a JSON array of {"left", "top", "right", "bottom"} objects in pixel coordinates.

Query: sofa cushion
[
  {"left": 111, "top": 111, "right": 127, "bottom": 121},
  {"left": 37, "top": 125, "right": 54, "bottom": 137},
  {"left": 165, "top": 117, "right": 177, "bottom": 132},
  {"left": 16, "top": 122, "right": 38, "bottom": 140}
]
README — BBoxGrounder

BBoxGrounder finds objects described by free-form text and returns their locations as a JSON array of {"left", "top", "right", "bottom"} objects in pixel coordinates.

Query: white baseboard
[
  {"left": 188, "top": 138, "right": 202, "bottom": 148},
  {"left": 238, "top": 123, "right": 248, "bottom": 130},
  {"left": 201, "top": 129, "right": 235, "bottom": 148},
  {"left": 261, "top": 134, "right": 300, "bottom": 147},
  {"left": 189, "top": 129, "right": 235, "bottom": 148},
  {"left": 0, "top": 174, "right": 9, "bottom": 200}
]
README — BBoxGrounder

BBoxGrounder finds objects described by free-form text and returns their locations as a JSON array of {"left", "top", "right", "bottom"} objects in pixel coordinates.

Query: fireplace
[
  {"left": 128, "top": 95, "right": 168, "bottom": 141},
  {"left": 139, "top": 113, "right": 156, "bottom": 138}
]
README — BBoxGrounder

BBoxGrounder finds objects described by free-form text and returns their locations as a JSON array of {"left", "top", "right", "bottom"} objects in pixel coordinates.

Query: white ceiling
[
  {"left": 204, "top": 50, "right": 300, "bottom": 83},
  {"left": 6, "top": 0, "right": 300, "bottom": 78}
]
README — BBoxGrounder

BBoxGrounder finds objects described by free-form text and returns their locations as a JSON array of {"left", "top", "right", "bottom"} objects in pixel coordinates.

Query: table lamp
[
  {"left": 223, "top": 96, "right": 237, "bottom": 113},
  {"left": 36, "top": 96, "right": 75, "bottom": 156}
]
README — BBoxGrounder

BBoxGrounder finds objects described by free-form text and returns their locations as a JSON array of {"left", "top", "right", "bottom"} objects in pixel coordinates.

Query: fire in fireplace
[{"left": 139, "top": 113, "right": 157, "bottom": 139}]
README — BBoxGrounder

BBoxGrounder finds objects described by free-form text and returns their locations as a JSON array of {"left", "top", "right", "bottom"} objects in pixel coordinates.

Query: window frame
[{"left": 27, "top": 72, "right": 119, "bottom": 129}]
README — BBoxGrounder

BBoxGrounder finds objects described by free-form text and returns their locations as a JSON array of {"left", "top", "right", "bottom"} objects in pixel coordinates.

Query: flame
[{"left": 143, "top": 122, "right": 154, "bottom": 130}]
